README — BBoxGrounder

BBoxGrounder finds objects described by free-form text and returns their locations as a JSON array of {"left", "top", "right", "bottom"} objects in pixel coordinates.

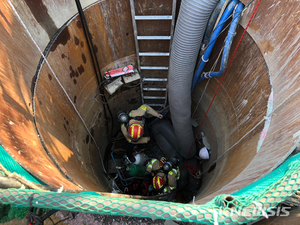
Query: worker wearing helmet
[
  {"left": 121, "top": 104, "right": 163, "bottom": 161},
  {"left": 146, "top": 156, "right": 180, "bottom": 193}
]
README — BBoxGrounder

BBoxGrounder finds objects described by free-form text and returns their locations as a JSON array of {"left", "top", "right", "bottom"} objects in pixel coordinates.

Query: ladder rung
[
  {"left": 143, "top": 96, "right": 166, "bottom": 100},
  {"left": 139, "top": 52, "right": 170, "bottom": 56},
  {"left": 143, "top": 87, "right": 167, "bottom": 91},
  {"left": 148, "top": 104, "right": 165, "bottom": 107},
  {"left": 137, "top": 36, "right": 171, "bottom": 40},
  {"left": 135, "top": 15, "right": 172, "bottom": 20},
  {"left": 141, "top": 66, "right": 168, "bottom": 70},
  {"left": 144, "top": 78, "right": 167, "bottom": 82}
]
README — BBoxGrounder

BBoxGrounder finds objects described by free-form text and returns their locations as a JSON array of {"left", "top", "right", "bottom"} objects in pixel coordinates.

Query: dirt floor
[{"left": 0, "top": 210, "right": 198, "bottom": 225}]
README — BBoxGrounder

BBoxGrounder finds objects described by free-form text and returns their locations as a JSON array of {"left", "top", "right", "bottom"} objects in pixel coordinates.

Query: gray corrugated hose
[{"left": 168, "top": 0, "right": 219, "bottom": 159}]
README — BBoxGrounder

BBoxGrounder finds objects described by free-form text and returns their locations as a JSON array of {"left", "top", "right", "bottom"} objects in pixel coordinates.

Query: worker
[
  {"left": 146, "top": 156, "right": 180, "bottom": 194},
  {"left": 118, "top": 104, "right": 163, "bottom": 162}
]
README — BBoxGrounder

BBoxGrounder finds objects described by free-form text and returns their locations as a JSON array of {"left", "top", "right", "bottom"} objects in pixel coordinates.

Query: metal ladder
[{"left": 129, "top": 0, "right": 177, "bottom": 111}]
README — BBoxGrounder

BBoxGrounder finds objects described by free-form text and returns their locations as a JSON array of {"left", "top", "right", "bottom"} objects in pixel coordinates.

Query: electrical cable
[
  {"left": 202, "top": 9, "right": 241, "bottom": 54},
  {"left": 200, "top": 0, "right": 255, "bottom": 55},
  {"left": 34, "top": 209, "right": 59, "bottom": 225},
  {"left": 210, "top": 0, "right": 255, "bottom": 39},
  {"left": 123, "top": 80, "right": 142, "bottom": 88},
  {"left": 93, "top": 79, "right": 108, "bottom": 102},
  {"left": 75, "top": 0, "right": 114, "bottom": 144}
]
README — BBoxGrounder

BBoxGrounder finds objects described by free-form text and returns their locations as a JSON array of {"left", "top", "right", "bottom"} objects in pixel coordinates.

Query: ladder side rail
[{"left": 129, "top": 0, "right": 141, "bottom": 72}]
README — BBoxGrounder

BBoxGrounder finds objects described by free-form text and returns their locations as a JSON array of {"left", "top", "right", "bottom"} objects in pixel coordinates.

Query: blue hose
[
  {"left": 191, "top": 0, "right": 239, "bottom": 91},
  {"left": 196, "top": 2, "right": 244, "bottom": 84},
  {"left": 203, "top": 0, "right": 230, "bottom": 48},
  {"left": 111, "top": 152, "right": 128, "bottom": 186}
]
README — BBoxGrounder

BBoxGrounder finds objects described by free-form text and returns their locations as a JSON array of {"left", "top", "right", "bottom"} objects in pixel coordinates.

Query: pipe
[
  {"left": 75, "top": 0, "right": 114, "bottom": 143},
  {"left": 151, "top": 119, "right": 182, "bottom": 160},
  {"left": 168, "top": 0, "right": 219, "bottom": 159},
  {"left": 203, "top": 0, "right": 230, "bottom": 47},
  {"left": 195, "top": 2, "right": 244, "bottom": 85},
  {"left": 191, "top": 0, "right": 239, "bottom": 91}
]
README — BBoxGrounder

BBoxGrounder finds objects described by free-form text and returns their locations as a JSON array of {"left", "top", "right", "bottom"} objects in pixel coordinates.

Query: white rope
[
  {"left": 213, "top": 209, "right": 219, "bottom": 225},
  {"left": 192, "top": 44, "right": 224, "bottom": 119},
  {"left": 57, "top": 185, "right": 64, "bottom": 193},
  {"left": 252, "top": 201, "right": 269, "bottom": 219},
  {"left": 8, "top": 0, "right": 107, "bottom": 174}
]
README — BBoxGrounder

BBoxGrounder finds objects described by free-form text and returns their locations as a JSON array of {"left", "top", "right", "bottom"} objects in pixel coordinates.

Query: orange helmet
[
  {"left": 153, "top": 175, "right": 165, "bottom": 190},
  {"left": 128, "top": 122, "right": 144, "bottom": 141}
]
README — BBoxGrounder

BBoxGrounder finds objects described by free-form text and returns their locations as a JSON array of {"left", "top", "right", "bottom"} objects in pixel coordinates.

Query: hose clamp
[
  {"left": 201, "top": 55, "right": 209, "bottom": 63},
  {"left": 204, "top": 72, "right": 212, "bottom": 79}
]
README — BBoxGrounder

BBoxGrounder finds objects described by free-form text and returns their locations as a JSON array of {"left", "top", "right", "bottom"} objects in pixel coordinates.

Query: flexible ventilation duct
[{"left": 168, "top": 0, "right": 219, "bottom": 159}]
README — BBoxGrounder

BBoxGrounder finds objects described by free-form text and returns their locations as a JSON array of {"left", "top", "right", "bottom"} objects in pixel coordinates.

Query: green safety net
[
  {"left": 0, "top": 145, "right": 44, "bottom": 184},
  {"left": 0, "top": 145, "right": 47, "bottom": 223},
  {"left": 0, "top": 204, "right": 29, "bottom": 223},
  {"left": 233, "top": 153, "right": 300, "bottom": 196},
  {"left": 0, "top": 157, "right": 299, "bottom": 224}
]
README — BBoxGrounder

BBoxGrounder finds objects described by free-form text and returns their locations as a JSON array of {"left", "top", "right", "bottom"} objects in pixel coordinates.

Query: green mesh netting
[
  {"left": 0, "top": 140, "right": 299, "bottom": 224},
  {"left": 0, "top": 204, "right": 29, "bottom": 223},
  {"left": 0, "top": 159, "right": 299, "bottom": 224},
  {"left": 234, "top": 153, "right": 300, "bottom": 196},
  {"left": 0, "top": 145, "right": 44, "bottom": 184}
]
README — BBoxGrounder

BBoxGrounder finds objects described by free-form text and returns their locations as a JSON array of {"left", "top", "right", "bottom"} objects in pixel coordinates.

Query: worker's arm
[
  {"left": 132, "top": 137, "right": 149, "bottom": 144},
  {"left": 140, "top": 105, "right": 163, "bottom": 118},
  {"left": 146, "top": 159, "right": 158, "bottom": 173},
  {"left": 165, "top": 170, "right": 178, "bottom": 192},
  {"left": 176, "top": 167, "right": 180, "bottom": 180},
  {"left": 168, "top": 176, "right": 177, "bottom": 191}
]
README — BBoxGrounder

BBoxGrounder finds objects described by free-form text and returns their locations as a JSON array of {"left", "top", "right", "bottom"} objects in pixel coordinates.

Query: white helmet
[{"left": 199, "top": 147, "right": 210, "bottom": 160}]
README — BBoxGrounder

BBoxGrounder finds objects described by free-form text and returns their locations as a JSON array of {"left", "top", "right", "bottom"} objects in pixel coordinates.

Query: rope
[
  {"left": 0, "top": 163, "right": 45, "bottom": 191},
  {"left": 192, "top": 44, "right": 225, "bottom": 120},
  {"left": 184, "top": 0, "right": 262, "bottom": 164},
  {"left": 185, "top": 164, "right": 202, "bottom": 183},
  {"left": 252, "top": 201, "right": 268, "bottom": 219},
  {"left": 213, "top": 209, "right": 219, "bottom": 225}
]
